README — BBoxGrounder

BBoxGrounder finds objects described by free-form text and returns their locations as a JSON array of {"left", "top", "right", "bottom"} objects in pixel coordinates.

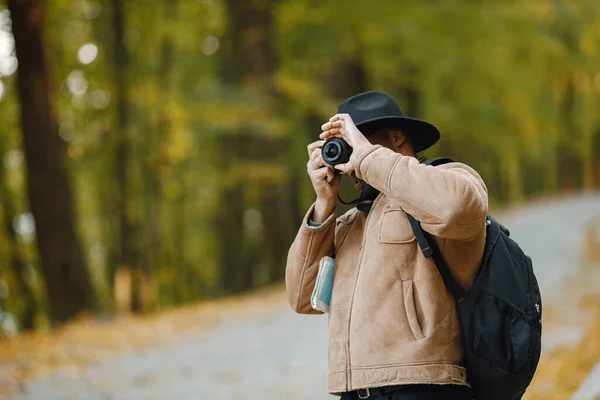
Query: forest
[{"left": 0, "top": 0, "right": 599, "bottom": 333}]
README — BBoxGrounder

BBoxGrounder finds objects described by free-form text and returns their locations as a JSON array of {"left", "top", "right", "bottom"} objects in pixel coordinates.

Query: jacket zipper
[{"left": 345, "top": 196, "right": 379, "bottom": 391}]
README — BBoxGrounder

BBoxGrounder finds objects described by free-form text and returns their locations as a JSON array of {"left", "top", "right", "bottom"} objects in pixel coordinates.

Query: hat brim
[{"left": 356, "top": 116, "right": 440, "bottom": 153}]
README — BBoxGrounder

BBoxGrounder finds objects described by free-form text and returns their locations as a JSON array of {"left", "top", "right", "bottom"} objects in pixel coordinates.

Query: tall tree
[
  {"left": 137, "top": 0, "right": 180, "bottom": 311},
  {"left": 216, "top": 0, "right": 285, "bottom": 292},
  {"left": 312, "top": 34, "right": 369, "bottom": 216},
  {"left": 110, "top": 0, "right": 137, "bottom": 310},
  {"left": 7, "top": 0, "right": 95, "bottom": 324}
]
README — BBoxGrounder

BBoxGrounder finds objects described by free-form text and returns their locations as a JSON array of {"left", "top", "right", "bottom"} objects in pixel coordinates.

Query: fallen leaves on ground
[
  {"left": 0, "top": 285, "right": 287, "bottom": 398},
  {"left": 2, "top": 215, "right": 599, "bottom": 399},
  {"left": 525, "top": 295, "right": 600, "bottom": 399},
  {"left": 525, "top": 221, "right": 600, "bottom": 399}
]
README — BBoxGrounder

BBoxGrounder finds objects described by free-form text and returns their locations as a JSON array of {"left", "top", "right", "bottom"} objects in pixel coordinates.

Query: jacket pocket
[
  {"left": 378, "top": 207, "right": 416, "bottom": 244},
  {"left": 403, "top": 280, "right": 425, "bottom": 341}
]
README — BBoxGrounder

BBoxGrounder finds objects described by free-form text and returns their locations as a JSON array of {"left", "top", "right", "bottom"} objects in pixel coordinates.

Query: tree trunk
[
  {"left": 594, "top": 126, "right": 600, "bottom": 189},
  {"left": 316, "top": 46, "right": 369, "bottom": 216},
  {"left": 0, "top": 148, "right": 36, "bottom": 330},
  {"left": 215, "top": 0, "right": 284, "bottom": 293},
  {"left": 552, "top": 4, "right": 584, "bottom": 192},
  {"left": 216, "top": 184, "right": 246, "bottom": 293},
  {"left": 110, "top": 0, "right": 136, "bottom": 311},
  {"left": 173, "top": 188, "right": 188, "bottom": 301},
  {"left": 7, "top": 0, "right": 95, "bottom": 324},
  {"left": 558, "top": 76, "right": 581, "bottom": 191},
  {"left": 137, "top": 0, "right": 179, "bottom": 310},
  {"left": 87, "top": 0, "right": 119, "bottom": 310}
]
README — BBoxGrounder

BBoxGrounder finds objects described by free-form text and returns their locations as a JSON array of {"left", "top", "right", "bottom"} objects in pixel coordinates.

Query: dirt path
[{"left": 9, "top": 193, "right": 600, "bottom": 400}]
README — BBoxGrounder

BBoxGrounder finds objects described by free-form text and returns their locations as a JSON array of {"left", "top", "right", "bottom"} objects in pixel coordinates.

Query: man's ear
[{"left": 388, "top": 129, "right": 407, "bottom": 150}]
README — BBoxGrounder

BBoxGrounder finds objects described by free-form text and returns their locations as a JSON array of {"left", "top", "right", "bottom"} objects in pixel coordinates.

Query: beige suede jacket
[{"left": 285, "top": 144, "right": 489, "bottom": 394}]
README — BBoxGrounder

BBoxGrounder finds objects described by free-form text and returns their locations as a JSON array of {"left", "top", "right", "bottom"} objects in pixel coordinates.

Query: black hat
[{"left": 337, "top": 91, "right": 440, "bottom": 152}]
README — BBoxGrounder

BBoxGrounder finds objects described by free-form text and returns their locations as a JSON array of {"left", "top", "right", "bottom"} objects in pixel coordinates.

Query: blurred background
[{"left": 0, "top": 0, "right": 599, "bottom": 399}]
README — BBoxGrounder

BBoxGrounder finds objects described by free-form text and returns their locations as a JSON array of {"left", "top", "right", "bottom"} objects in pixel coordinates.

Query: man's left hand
[{"left": 320, "top": 113, "right": 372, "bottom": 175}]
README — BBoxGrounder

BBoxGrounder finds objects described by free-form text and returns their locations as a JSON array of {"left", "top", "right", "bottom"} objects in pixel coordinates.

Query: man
[{"left": 285, "top": 91, "right": 488, "bottom": 399}]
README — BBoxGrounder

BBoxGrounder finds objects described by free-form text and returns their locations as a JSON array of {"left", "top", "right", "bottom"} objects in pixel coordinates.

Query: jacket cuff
[
  {"left": 308, "top": 219, "right": 322, "bottom": 227},
  {"left": 303, "top": 203, "right": 336, "bottom": 232}
]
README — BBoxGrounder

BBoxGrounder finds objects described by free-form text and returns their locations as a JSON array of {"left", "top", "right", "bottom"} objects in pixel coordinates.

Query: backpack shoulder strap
[
  {"left": 420, "top": 157, "right": 455, "bottom": 166},
  {"left": 405, "top": 213, "right": 464, "bottom": 302},
  {"left": 405, "top": 156, "right": 463, "bottom": 302}
]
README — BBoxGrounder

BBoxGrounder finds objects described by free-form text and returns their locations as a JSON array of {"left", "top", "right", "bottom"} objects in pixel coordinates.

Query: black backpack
[{"left": 406, "top": 157, "right": 542, "bottom": 400}]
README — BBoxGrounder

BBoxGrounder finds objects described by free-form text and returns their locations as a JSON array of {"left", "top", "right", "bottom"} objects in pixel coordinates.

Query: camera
[{"left": 322, "top": 138, "right": 352, "bottom": 166}]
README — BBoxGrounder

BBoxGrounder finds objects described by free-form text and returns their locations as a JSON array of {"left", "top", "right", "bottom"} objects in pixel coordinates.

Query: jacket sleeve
[
  {"left": 285, "top": 203, "right": 336, "bottom": 314},
  {"left": 353, "top": 145, "right": 488, "bottom": 241}
]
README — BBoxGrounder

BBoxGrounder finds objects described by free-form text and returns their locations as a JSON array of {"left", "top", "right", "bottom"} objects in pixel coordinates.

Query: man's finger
[
  {"left": 308, "top": 153, "right": 325, "bottom": 171},
  {"left": 326, "top": 166, "right": 335, "bottom": 183},
  {"left": 334, "top": 163, "right": 352, "bottom": 174},
  {"left": 321, "top": 119, "right": 346, "bottom": 133},
  {"left": 330, "top": 113, "right": 351, "bottom": 123},
  {"left": 309, "top": 167, "right": 329, "bottom": 182},
  {"left": 307, "top": 149, "right": 319, "bottom": 169},
  {"left": 310, "top": 147, "right": 321, "bottom": 160},
  {"left": 319, "top": 128, "right": 341, "bottom": 137},
  {"left": 307, "top": 140, "right": 325, "bottom": 156},
  {"left": 320, "top": 131, "right": 345, "bottom": 141},
  {"left": 321, "top": 121, "right": 333, "bottom": 131},
  {"left": 324, "top": 127, "right": 343, "bottom": 135}
]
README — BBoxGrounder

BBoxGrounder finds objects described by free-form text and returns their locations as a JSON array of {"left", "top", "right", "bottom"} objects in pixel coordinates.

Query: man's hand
[
  {"left": 306, "top": 140, "right": 341, "bottom": 222},
  {"left": 320, "top": 114, "right": 372, "bottom": 175}
]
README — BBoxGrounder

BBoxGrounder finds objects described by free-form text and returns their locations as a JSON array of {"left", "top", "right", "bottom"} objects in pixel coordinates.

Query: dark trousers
[{"left": 340, "top": 384, "right": 473, "bottom": 400}]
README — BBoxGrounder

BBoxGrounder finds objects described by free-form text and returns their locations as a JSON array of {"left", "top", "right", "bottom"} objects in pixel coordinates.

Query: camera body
[{"left": 321, "top": 138, "right": 352, "bottom": 167}]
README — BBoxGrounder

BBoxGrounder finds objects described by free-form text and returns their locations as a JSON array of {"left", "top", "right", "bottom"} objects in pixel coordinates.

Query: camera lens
[
  {"left": 325, "top": 144, "right": 339, "bottom": 158},
  {"left": 322, "top": 138, "right": 352, "bottom": 166}
]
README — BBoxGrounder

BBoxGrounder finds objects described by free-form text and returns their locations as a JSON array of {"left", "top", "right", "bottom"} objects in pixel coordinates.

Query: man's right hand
[{"left": 306, "top": 140, "right": 340, "bottom": 222}]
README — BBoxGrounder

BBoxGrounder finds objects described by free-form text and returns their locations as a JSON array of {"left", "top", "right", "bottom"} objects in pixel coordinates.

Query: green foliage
[{"left": 0, "top": 0, "right": 599, "bottom": 329}]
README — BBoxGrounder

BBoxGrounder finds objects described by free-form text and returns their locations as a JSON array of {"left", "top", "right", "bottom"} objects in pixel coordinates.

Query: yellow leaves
[
  {"left": 525, "top": 297, "right": 600, "bottom": 399},
  {"left": 217, "top": 161, "right": 286, "bottom": 191},
  {"left": 0, "top": 285, "right": 288, "bottom": 397},
  {"left": 274, "top": 74, "right": 319, "bottom": 106},
  {"left": 525, "top": 231, "right": 600, "bottom": 399},
  {"left": 165, "top": 127, "right": 192, "bottom": 164},
  {"left": 519, "top": 116, "right": 539, "bottom": 143},
  {"left": 276, "top": 0, "right": 328, "bottom": 35},
  {"left": 552, "top": 76, "right": 566, "bottom": 103},
  {"left": 194, "top": 99, "right": 262, "bottom": 129},
  {"left": 273, "top": 72, "right": 337, "bottom": 118},
  {"left": 236, "top": 161, "right": 286, "bottom": 184},
  {"left": 273, "top": 73, "right": 313, "bottom": 101},
  {"left": 529, "top": 1, "right": 558, "bottom": 23},
  {"left": 574, "top": 69, "right": 593, "bottom": 95},
  {"left": 128, "top": 81, "right": 160, "bottom": 109},
  {"left": 595, "top": 73, "right": 600, "bottom": 93},
  {"left": 165, "top": 184, "right": 186, "bottom": 209},
  {"left": 579, "top": 33, "right": 597, "bottom": 56}
]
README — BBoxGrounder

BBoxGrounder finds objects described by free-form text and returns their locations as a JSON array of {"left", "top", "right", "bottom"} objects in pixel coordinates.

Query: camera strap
[
  {"left": 337, "top": 182, "right": 380, "bottom": 213},
  {"left": 337, "top": 194, "right": 359, "bottom": 206},
  {"left": 356, "top": 183, "right": 380, "bottom": 213}
]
